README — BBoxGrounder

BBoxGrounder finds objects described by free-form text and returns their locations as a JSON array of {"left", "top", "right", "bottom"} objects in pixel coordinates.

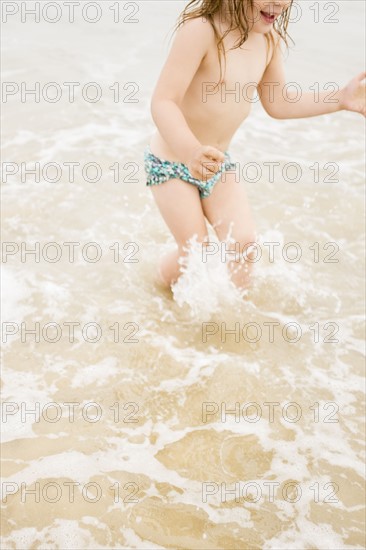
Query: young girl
[{"left": 144, "top": 0, "right": 365, "bottom": 290}]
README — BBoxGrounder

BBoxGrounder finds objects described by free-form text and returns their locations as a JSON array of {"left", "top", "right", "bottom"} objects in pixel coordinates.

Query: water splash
[{"left": 171, "top": 236, "right": 247, "bottom": 320}]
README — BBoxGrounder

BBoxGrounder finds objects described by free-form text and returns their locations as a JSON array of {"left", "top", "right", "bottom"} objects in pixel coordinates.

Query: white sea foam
[{"left": 171, "top": 236, "right": 246, "bottom": 319}]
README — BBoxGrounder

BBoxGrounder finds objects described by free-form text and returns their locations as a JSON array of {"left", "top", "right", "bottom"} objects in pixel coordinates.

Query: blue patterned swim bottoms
[{"left": 144, "top": 145, "right": 236, "bottom": 199}]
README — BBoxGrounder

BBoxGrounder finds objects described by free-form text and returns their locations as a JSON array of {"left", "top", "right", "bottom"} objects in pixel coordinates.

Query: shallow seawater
[{"left": 1, "top": 1, "right": 365, "bottom": 549}]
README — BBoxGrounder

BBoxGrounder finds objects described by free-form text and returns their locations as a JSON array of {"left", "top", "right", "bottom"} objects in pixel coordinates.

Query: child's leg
[
  {"left": 150, "top": 178, "right": 209, "bottom": 287},
  {"left": 201, "top": 171, "right": 257, "bottom": 289}
]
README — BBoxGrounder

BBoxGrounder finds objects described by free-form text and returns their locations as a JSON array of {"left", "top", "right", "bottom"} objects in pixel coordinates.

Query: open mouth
[{"left": 260, "top": 11, "right": 277, "bottom": 24}]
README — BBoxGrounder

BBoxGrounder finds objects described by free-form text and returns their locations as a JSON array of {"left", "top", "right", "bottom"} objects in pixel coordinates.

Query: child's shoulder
[{"left": 175, "top": 15, "right": 215, "bottom": 42}]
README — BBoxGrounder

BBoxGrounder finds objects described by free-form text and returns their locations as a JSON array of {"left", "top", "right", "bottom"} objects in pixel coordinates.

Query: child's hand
[
  {"left": 187, "top": 145, "right": 226, "bottom": 181},
  {"left": 340, "top": 72, "right": 366, "bottom": 117}
]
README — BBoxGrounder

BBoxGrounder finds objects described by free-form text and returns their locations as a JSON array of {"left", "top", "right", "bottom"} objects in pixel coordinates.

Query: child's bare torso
[{"left": 150, "top": 17, "right": 274, "bottom": 160}]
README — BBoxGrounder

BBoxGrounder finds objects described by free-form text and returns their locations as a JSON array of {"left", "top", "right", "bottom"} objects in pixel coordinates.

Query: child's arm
[
  {"left": 258, "top": 38, "right": 366, "bottom": 119},
  {"left": 150, "top": 18, "right": 225, "bottom": 179}
]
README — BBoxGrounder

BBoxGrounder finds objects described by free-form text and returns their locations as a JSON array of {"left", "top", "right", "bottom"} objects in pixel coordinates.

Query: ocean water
[{"left": 1, "top": 1, "right": 365, "bottom": 549}]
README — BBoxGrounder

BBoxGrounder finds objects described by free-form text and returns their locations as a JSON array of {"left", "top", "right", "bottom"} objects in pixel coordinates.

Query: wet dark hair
[{"left": 170, "top": 0, "right": 294, "bottom": 87}]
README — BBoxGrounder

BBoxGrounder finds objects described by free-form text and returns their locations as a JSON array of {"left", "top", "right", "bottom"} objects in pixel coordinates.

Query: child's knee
[
  {"left": 218, "top": 231, "right": 256, "bottom": 268},
  {"left": 241, "top": 231, "right": 257, "bottom": 248}
]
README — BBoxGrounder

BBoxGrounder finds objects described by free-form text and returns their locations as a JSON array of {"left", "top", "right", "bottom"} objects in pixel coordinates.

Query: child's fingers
[
  {"left": 189, "top": 145, "right": 226, "bottom": 179},
  {"left": 193, "top": 162, "right": 218, "bottom": 180},
  {"left": 203, "top": 146, "right": 226, "bottom": 163},
  {"left": 201, "top": 158, "right": 222, "bottom": 175},
  {"left": 201, "top": 148, "right": 226, "bottom": 175}
]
